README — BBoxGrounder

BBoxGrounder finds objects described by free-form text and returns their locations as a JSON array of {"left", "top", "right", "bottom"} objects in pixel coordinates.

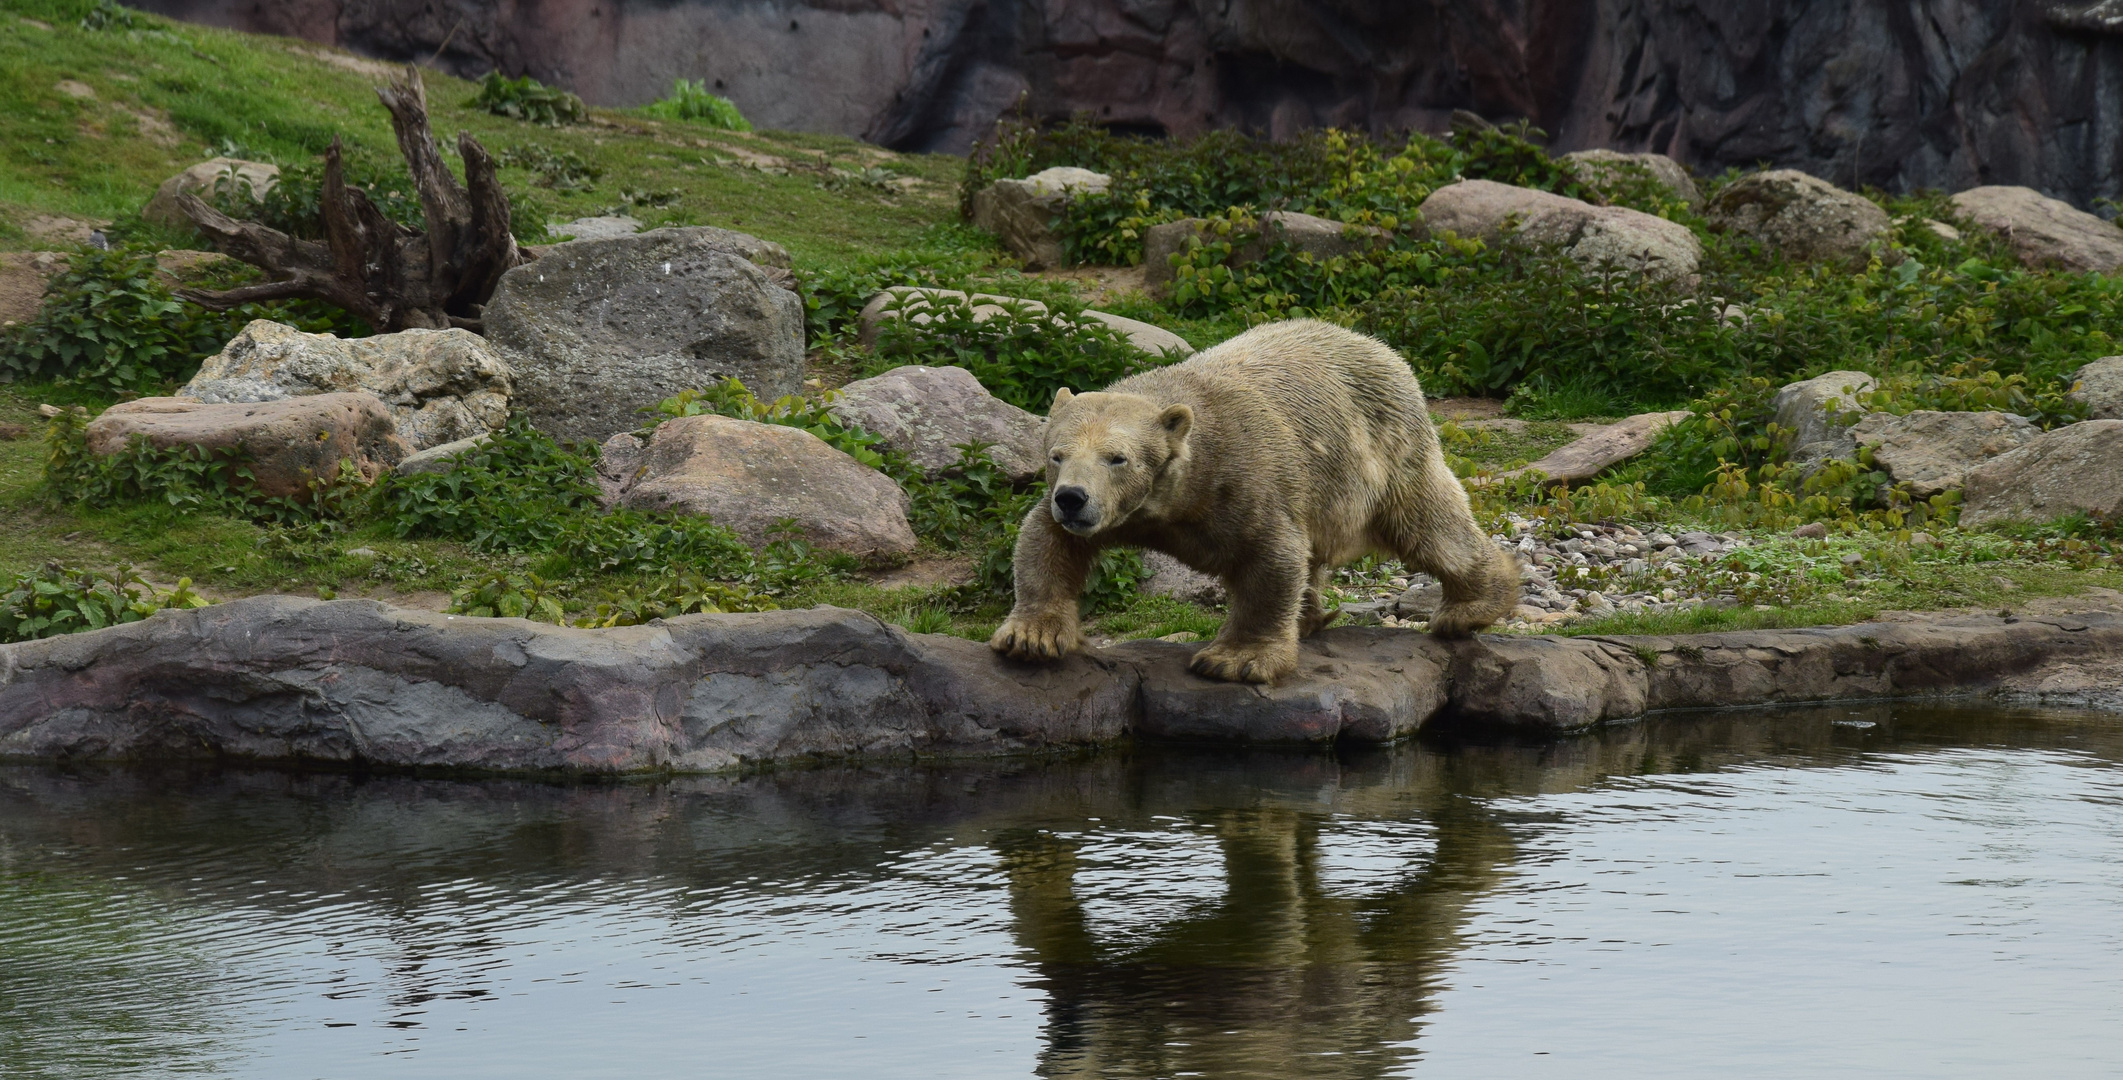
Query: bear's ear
[
  {"left": 1051, "top": 387, "right": 1074, "bottom": 411},
  {"left": 1158, "top": 403, "right": 1194, "bottom": 445}
]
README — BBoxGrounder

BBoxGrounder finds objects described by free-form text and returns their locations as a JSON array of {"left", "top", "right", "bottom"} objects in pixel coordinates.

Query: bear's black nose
[{"left": 1053, "top": 486, "right": 1088, "bottom": 516}]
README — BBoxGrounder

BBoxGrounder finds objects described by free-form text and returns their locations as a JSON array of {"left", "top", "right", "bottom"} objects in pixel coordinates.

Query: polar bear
[{"left": 989, "top": 319, "right": 1519, "bottom": 684}]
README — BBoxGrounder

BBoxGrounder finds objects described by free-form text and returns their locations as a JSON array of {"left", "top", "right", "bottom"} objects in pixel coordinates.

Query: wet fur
[{"left": 989, "top": 319, "right": 1520, "bottom": 684}]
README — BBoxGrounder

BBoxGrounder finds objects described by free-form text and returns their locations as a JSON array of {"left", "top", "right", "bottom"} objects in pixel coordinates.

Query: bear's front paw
[
  {"left": 1428, "top": 599, "right": 1509, "bottom": 638},
  {"left": 1189, "top": 640, "right": 1297, "bottom": 685},
  {"left": 989, "top": 609, "right": 1086, "bottom": 662}
]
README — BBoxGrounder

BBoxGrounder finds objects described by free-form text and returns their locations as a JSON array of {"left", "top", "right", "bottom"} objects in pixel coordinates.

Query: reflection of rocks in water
[{"left": 3, "top": 703, "right": 2121, "bottom": 1074}]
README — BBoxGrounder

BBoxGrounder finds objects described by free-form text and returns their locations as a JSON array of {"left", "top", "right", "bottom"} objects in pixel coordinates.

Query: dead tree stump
[{"left": 173, "top": 65, "right": 525, "bottom": 333}]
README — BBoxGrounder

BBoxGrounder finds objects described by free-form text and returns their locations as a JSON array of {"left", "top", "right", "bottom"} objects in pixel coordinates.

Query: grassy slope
[{"left": 4, "top": 0, "right": 2120, "bottom": 643}]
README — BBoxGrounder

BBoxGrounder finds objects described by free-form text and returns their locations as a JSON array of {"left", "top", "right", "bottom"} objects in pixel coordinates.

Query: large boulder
[
  {"left": 970, "top": 166, "right": 1111, "bottom": 270},
  {"left": 485, "top": 227, "right": 804, "bottom": 444},
  {"left": 1143, "top": 211, "right": 1390, "bottom": 294},
  {"left": 1948, "top": 186, "right": 2123, "bottom": 273},
  {"left": 1560, "top": 149, "right": 1703, "bottom": 209},
  {"left": 1848, "top": 410, "right": 2038, "bottom": 497},
  {"left": 1412, "top": 180, "right": 1700, "bottom": 283},
  {"left": 179, "top": 320, "right": 512, "bottom": 451},
  {"left": 143, "top": 157, "right": 279, "bottom": 228},
  {"left": 855, "top": 286, "right": 1192, "bottom": 359},
  {"left": 1772, "top": 370, "right": 1877, "bottom": 467},
  {"left": 84, "top": 393, "right": 407, "bottom": 499},
  {"left": 2068, "top": 356, "right": 2123, "bottom": 421},
  {"left": 1707, "top": 170, "right": 1890, "bottom": 266},
  {"left": 1960, "top": 420, "right": 2123, "bottom": 528},
  {"left": 611, "top": 413, "right": 916, "bottom": 562},
  {"left": 829, "top": 365, "right": 1047, "bottom": 483}
]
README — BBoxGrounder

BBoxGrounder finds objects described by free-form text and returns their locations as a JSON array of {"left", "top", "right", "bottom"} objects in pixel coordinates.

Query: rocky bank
[{"left": 4, "top": 595, "right": 2121, "bottom": 775}]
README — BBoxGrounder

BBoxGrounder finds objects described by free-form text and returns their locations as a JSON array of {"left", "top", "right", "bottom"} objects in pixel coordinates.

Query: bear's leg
[
  {"left": 1192, "top": 539, "right": 1306, "bottom": 684},
  {"left": 1379, "top": 460, "right": 1519, "bottom": 638},
  {"left": 990, "top": 505, "right": 1096, "bottom": 662},
  {"left": 1298, "top": 560, "right": 1340, "bottom": 637}
]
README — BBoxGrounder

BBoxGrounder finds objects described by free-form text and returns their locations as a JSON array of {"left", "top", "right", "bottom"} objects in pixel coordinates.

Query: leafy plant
[
  {"left": 207, "top": 157, "right": 426, "bottom": 238},
  {"left": 469, "top": 71, "right": 587, "bottom": 126},
  {"left": 867, "top": 291, "right": 1161, "bottom": 413},
  {"left": 495, "top": 144, "right": 603, "bottom": 192},
  {"left": 447, "top": 572, "right": 569, "bottom": 623},
  {"left": 638, "top": 80, "right": 752, "bottom": 132},
  {"left": 572, "top": 572, "right": 777, "bottom": 627},
  {"left": 1, "top": 563, "right": 209, "bottom": 643},
  {"left": 653, "top": 378, "right": 889, "bottom": 467},
  {"left": 78, "top": 0, "right": 133, "bottom": 31}
]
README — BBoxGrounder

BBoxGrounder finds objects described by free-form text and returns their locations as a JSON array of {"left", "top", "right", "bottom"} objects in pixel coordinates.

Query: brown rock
[
  {"left": 856, "top": 286, "right": 1192, "bottom": 359},
  {"left": 1144, "top": 211, "right": 1390, "bottom": 294},
  {"left": 0, "top": 423, "right": 28, "bottom": 441},
  {"left": 1561, "top": 149, "right": 1703, "bottom": 209},
  {"left": 969, "top": 167, "right": 1110, "bottom": 269},
  {"left": 1948, "top": 186, "right": 2123, "bottom": 273},
  {"left": 828, "top": 364, "right": 1047, "bottom": 483},
  {"left": 1413, "top": 180, "right": 1699, "bottom": 282},
  {"left": 614, "top": 413, "right": 917, "bottom": 562},
  {"left": 1707, "top": 170, "right": 1891, "bottom": 266},
  {"left": 1849, "top": 409, "right": 2037, "bottom": 497},
  {"left": 142, "top": 157, "right": 279, "bottom": 229},
  {"left": 84, "top": 393, "right": 409, "bottom": 499},
  {"left": 2068, "top": 356, "right": 2123, "bottom": 421},
  {"left": 1499, "top": 409, "right": 1692, "bottom": 487},
  {"left": 1959, "top": 420, "right": 2123, "bottom": 528}
]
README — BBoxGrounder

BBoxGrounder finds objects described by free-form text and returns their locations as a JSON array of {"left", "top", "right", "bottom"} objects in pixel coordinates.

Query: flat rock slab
[
  {"left": 6, "top": 597, "right": 2122, "bottom": 774},
  {"left": 84, "top": 393, "right": 408, "bottom": 499},
  {"left": 858, "top": 286, "right": 1193, "bottom": 360},
  {"left": 1960, "top": 419, "right": 2123, "bottom": 528},
  {"left": 829, "top": 364, "right": 1047, "bottom": 483},
  {"left": 1949, "top": 185, "right": 2123, "bottom": 273},
  {"left": 1495, "top": 410, "right": 1691, "bottom": 486}
]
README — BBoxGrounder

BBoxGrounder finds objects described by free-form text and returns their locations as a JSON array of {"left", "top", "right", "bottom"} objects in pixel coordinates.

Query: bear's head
[{"left": 1041, "top": 387, "right": 1193, "bottom": 536}]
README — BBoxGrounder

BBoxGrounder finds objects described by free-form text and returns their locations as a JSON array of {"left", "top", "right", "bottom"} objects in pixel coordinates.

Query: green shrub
[
  {"left": 0, "top": 248, "right": 364, "bottom": 393},
  {"left": 800, "top": 226, "right": 1004, "bottom": 343},
  {"left": 469, "top": 71, "right": 587, "bottom": 126},
  {"left": 1, "top": 563, "right": 209, "bottom": 643},
  {"left": 638, "top": 80, "right": 752, "bottom": 131},
  {"left": 866, "top": 291, "right": 1163, "bottom": 412},
  {"left": 572, "top": 572, "right": 778, "bottom": 627},
  {"left": 208, "top": 157, "right": 427, "bottom": 238},
  {"left": 494, "top": 144, "right": 603, "bottom": 192}
]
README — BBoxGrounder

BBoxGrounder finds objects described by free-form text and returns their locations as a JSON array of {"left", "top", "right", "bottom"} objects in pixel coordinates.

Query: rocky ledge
[{"left": 2, "top": 596, "right": 2118, "bottom": 775}]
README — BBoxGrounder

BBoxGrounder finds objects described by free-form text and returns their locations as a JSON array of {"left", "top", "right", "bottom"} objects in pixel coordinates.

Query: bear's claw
[
  {"left": 1188, "top": 641, "right": 1297, "bottom": 684},
  {"left": 989, "top": 611, "right": 1086, "bottom": 662}
]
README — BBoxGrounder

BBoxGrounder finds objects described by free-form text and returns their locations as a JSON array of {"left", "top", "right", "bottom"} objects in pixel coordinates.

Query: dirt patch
[
  {"left": 1428, "top": 397, "right": 1506, "bottom": 420},
  {"left": 120, "top": 105, "right": 183, "bottom": 148},
  {"left": 55, "top": 80, "right": 96, "bottom": 100},
  {"left": 0, "top": 252, "right": 68, "bottom": 326},
  {"left": 287, "top": 46, "right": 404, "bottom": 82},
  {"left": 0, "top": 423, "right": 28, "bottom": 441},
  {"left": 866, "top": 557, "right": 975, "bottom": 590},
  {"left": 20, "top": 214, "right": 107, "bottom": 247},
  {"left": 1030, "top": 264, "right": 1150, "bottom": 305}
]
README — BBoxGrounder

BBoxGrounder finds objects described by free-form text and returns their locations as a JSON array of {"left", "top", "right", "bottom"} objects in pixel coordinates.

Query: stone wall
[{"left": 134, "top": 0, "right": 2123, "bottom": 206}]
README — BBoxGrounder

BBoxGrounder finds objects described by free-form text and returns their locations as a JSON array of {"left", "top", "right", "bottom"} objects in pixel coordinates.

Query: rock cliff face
[{"left": 135, "top": 0, "right": 2123, "bottom": 206}]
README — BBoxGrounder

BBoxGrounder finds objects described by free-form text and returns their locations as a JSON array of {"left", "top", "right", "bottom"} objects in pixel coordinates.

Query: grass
[{"left": 6, "top": 0, "right": 2123, "bottom": 647}]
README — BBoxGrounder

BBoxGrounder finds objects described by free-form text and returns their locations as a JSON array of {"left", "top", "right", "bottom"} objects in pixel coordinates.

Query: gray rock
[
  {"left": 595, "top": 431, "right": 648, "bottom": 504},
  {"left": 485, "top": 227, "right": 804, "bottom": 443},
  {"left": 1413, "top": 179, "right": 1700, "bottom": 283},
  {"left": 1949, "top": 186, "right": 2123, "bottom": 273},
  {"left": 2068, "top": 356, "right": 2123, "bottom": 421},
  {"left": 1560, "top": 149, "right": 1703, "bottom": 209},
  {"left": 1141, "top": 551, "right": 1224, "bottom": 606},
  {"left": 1773, "top": 370, "right": 1877, "bottom": 466},
  {"left": 546, "top": 215, "right": 641, "bottom": 241},
  {"left": 1392, "top": 583, "right": 1443, "bottom": 619},
  {"left": 392, "top": 433, "right": 491, "bottom": 478},
  {"left": 1960, "top": 420, "right": 2123, "bottom": 528},
  {"left": 1144, "top": 211, "right": 1392, "bottom": 294},
  {"left": 182, "top": 319, "right": 512, "bottom": 451},
  {"left": 1707, "top": 170, "right": 1891, "bottom": 266},
  {"left": 856, "top": 286, "right": 1192, "bottom": 360},
  {"left": 1849, "top": 410, "right": 2037, "bottom": 496},
  {"left": 84, "top": 393, "right": 408, "bottom": 499},
  {"left": 6, "top": 598, "right": 2123, "bottom": 771},
  {"left": 969, "top": 166, "right": 1111, "bottom": 270},
  {"left": 143, "top": 157, "right": 278, "bottom": 228},
  {"left": 830, "top": 365, "right": 1047, "bottom": 483},
  {"left": 613, "top": 413, "right": 917, "bottom": 562}
]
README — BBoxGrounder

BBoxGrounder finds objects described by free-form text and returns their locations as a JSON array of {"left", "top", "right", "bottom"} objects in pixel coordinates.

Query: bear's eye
[
  {"left": 1050, "top": 451, "right": 1064, "bottom": 463},
  {"left": 1105, "top": 454, "right": 1128, "bottom": 467}
]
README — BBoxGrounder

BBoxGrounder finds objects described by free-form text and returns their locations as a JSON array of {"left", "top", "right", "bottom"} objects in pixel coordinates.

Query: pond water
[{"left": 4, "top": 703, "right": 2122, "bottom": 1078}]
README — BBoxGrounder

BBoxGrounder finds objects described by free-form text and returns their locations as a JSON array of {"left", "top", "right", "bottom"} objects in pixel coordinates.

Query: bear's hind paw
[{"left": 1427, "top": 601, "right": 1508, "bottom": 638}]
